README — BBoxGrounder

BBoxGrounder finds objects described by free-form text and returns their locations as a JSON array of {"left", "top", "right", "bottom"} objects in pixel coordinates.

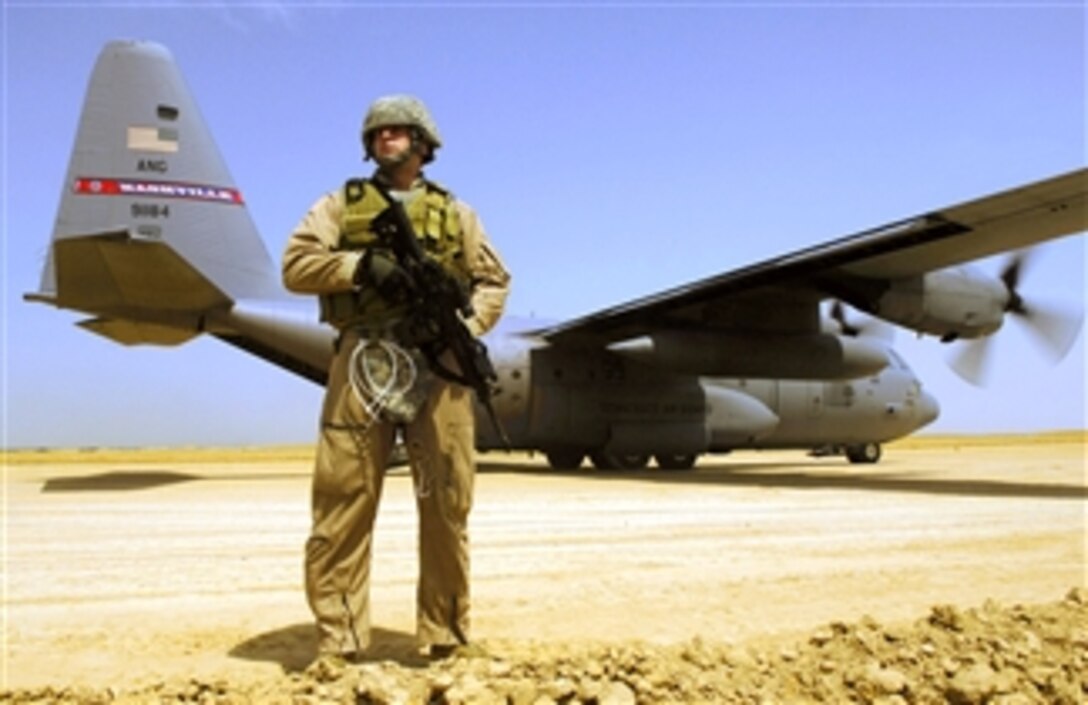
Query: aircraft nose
[{"left": 917, "top": 390, "right": 940, "bottom": 427}]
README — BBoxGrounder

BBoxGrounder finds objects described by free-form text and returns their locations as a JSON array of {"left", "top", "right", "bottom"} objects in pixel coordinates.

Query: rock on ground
[{"left": 3, "top": 589, "right": 1085, "bottom": 705}]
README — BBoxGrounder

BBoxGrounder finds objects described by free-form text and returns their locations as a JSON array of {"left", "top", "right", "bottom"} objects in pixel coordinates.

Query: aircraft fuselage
[{"left": 476, "top": 332, "right": 939, "bottom": 467}]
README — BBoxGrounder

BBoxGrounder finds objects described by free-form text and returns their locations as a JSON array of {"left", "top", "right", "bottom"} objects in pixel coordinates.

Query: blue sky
[{"left": 3, "top": 3, "right": 1085, "bottom": 448}]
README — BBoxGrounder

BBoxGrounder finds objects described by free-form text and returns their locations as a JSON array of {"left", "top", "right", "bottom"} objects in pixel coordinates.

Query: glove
[{"left": 356, "top": 249, "right": 415, "bottom": 301}]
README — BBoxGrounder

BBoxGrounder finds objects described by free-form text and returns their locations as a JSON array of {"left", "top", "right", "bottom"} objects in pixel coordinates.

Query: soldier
[{"left": 282, "top": 95, "right": 510, "bottom": 662}]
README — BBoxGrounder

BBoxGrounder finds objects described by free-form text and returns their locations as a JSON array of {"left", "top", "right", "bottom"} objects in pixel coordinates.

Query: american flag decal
[{"left": 127, "top": 125, "right": 179, "bottom": 153}]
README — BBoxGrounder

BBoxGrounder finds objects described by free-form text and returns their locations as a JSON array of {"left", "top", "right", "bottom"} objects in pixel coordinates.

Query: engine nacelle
[{"left": 874, "top": 266, "right": 1006, "bottom": 339}]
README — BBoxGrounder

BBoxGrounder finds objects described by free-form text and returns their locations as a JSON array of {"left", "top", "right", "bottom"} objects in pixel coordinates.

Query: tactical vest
[{"left": 320, "top": 178, "right": 471, "bottom": 330}]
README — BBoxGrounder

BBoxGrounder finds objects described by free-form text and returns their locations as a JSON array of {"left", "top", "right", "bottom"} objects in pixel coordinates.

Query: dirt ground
[{"left": 2, "top": 435, "right": 1085, "bottom": 702}]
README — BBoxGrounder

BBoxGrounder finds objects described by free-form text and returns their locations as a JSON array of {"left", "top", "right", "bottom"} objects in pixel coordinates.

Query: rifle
[{"left": 368, "top": 181, "right": 510, "bottom": 449}]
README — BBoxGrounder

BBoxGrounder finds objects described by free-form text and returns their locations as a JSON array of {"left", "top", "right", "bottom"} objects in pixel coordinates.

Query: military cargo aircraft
[{"left": 25, "top": 40, "right": 1087, "bottom": 469}]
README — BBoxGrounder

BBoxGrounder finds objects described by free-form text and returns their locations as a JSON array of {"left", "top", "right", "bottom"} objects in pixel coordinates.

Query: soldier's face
[{"left": 371, "top": 125, "right": 414, "bottom": 167}]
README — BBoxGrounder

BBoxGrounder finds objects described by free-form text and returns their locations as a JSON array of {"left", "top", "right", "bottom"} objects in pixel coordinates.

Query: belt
[{"left": 335, "top": 324, "right": 402, "bottom": 353}]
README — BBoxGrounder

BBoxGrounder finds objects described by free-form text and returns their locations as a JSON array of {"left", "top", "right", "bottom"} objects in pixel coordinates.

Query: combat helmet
[{"left": 362, "top": 94, "right": 442, "bottom": 163}]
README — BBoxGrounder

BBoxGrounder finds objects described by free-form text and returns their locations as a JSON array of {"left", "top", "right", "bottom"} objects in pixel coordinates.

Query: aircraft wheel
[
  {"left": 846, "top": 442, "right": 882, "bottom": 464},
  {"left": 590, "top": 451, "right": 650, "bottom": 470},
  {"left": 545, "top": 450, "right": 585, "bottom": 470},
  {"left": 655, "top": 453, "right": 697, "bottom": 470}
]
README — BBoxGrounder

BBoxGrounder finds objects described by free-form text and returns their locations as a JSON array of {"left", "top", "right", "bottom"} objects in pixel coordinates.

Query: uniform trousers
[{"left": 305, "top": 333, "right": 476, "bottom": 656}]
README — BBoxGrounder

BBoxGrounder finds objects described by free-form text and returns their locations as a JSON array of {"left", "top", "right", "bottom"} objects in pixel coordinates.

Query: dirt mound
[{"left": 4, "top": 589, "right": 1084, "bottom": 704}]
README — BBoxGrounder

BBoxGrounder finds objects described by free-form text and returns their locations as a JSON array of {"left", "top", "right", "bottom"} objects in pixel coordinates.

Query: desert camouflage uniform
[{"left": 282, "top": 177, "right": 509, "bottom": 656}]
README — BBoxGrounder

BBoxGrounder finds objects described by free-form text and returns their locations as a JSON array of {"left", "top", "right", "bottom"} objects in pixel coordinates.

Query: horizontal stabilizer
[
  {"left": 78, "top": 317, "right": 199, "bottom": 346},
  {"left": 44, "top": 229, "right": 230, "bottom": 315}
]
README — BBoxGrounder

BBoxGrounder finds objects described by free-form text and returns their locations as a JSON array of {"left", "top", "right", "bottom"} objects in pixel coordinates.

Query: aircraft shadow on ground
[
  {"left": 230, "top": 623, "right": 426, "bottom": 672},
  {"left": 40, "top": 470, "right": 310, "bottom": 493},
  {"left": 37, "top": 461, "right": 1086, "bottom": 502},
  {"left": 476, "top": 460, "right": 1088, "bottom": 502},
  {"left": 41, "top": 470, "right": 201, "bottom": 492}
]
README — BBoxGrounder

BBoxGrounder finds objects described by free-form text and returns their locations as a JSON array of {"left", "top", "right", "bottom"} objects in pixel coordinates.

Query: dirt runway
[{"left": 3, "top": 437, "right": 1085, "bottom": 692}]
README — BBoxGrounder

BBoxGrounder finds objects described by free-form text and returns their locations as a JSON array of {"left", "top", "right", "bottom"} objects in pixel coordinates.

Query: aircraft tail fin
[{"left": 26, "top": 40, "right": 284, "bottom": 343}]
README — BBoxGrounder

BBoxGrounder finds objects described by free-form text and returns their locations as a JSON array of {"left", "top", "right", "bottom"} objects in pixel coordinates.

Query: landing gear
[
  {"left": 543, "top": 448, "right": 700, "bottom": 471},
  {"left": 655, "top": 453, "right": 698, "bottom": 470},
  {"left": 845, "top": 442, "right": 882, "bottom": 464},
  {"left": 545, "top": 449, "right": 585, "bottom": 470},
  {"left": 589, "top": 450, "right": 650, "bottom": 470}
]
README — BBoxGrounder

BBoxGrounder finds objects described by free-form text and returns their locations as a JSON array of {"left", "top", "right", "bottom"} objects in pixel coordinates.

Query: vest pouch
[
  {"left": 424, "top": 206, "right": 445, "bottom": 239},
  {"left": 320, "top": 288, "right": 408, "bottom": 330},
  {"left": 340, "top": 182, "right": 389, "bottom": 248},
  {"left": 319, "top": 290, "right": 360, "bottom": 327}
]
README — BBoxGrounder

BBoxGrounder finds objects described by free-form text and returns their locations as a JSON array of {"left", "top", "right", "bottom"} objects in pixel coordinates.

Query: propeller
[
  {"left": 948, "top": 250, "right": 1084, "bottom": 386},
  {"left": 829, "top": 300, "right": 896, "bottom": 342}
]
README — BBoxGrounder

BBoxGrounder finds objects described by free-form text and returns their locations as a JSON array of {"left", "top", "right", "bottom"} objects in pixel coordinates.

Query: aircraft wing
[{"left": 536, "top": 168, "right": 1087, "bottom": 346}]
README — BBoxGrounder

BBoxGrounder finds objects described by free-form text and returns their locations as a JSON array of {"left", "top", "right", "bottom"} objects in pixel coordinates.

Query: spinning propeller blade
[{"left": 948, "top": 250, "right": 1083, "bottom": 386}]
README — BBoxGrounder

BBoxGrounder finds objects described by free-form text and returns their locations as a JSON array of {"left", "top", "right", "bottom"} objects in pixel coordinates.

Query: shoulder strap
[
  {"left": 345, "top": 177, "right": 368, "bottom": 204},
  {"left": 422, "top": 177, "right": 454, "bottom": 200}
]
